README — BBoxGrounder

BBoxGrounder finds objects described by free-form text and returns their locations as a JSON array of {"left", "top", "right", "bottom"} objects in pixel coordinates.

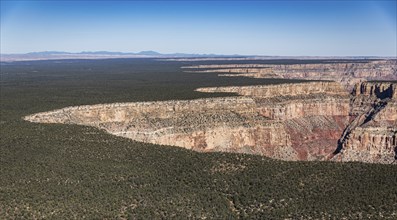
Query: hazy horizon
[
  {"left": 2, "top": 50, "right": 397, "bottom": 58},
  {"left": 1, "top": 1, "right": 396, "bottom": 56}
]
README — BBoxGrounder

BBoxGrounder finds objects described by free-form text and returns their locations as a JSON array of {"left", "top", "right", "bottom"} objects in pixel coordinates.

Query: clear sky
[{"left": 1, "top": 0, "right": 396, "bottom": 56}]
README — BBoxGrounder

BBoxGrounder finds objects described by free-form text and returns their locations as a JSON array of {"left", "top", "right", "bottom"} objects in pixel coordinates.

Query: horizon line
[{"left": 1, "top": 50, "right": 396, "bottom": 58}]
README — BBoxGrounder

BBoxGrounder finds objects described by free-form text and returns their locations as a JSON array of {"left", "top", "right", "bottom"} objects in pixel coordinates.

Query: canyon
[
  {"left": 24, "top": 76, "right": 397, "bottom": 163},
  {"left": 184, "top": 60, "right": 397, "bottom": 89}
]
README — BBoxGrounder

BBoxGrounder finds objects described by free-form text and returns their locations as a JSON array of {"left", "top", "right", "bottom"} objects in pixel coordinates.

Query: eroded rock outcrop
[{"left": 334, "top": 82, "right": 397, "bottom": 163}]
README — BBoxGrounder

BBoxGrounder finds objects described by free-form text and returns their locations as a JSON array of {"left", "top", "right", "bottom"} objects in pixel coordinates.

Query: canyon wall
[
  {"left": 24, "top": 79, "right": 397, "bottom": 163},
  {"left": 185, "top": 60, "right": 397, "bottom": 89},
  {"left": 196, "top": 82, "right": 347, "bottom": 98},
  {"left": 335, "top": 82, "right": 397, "bottom": 163},
  {"left": 352, "top": 81, "right": 397, "bottom": 98},
  {"left": 25, "top": 96, "right": 297, "bottom": 160}
]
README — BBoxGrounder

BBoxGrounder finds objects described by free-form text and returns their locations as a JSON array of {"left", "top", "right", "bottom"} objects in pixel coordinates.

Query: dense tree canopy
[{"left": 1, "top": 59, "right": 396, "bottom": 219}]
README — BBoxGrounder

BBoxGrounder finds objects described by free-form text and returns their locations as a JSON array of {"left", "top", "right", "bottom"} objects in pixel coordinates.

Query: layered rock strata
[
  {"left": 334, "top": 82, "right": 397, "bottom": 163},
  {"left": 24, "top": 81, "right": 397, "bottom": 163},
  {"left": 25, "top": 97, "right": 296, "bottom": 159},
  {"left": 184, "top": 60, "right": 397, "bottom": 89}
]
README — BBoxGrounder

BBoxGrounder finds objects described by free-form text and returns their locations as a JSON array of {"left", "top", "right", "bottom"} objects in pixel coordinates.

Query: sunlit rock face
[
  {"left": 337, "top": 82, "right": 397, "bottom": 163},
  {"left": 24, "top": 81, "right": 397, "bottom": 164},
  {"left": 185, "top": 60, "right": 397, "bottom": 89}
]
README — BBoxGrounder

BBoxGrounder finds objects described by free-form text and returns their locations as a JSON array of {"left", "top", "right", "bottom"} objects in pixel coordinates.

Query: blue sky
[{"left": 1, "top": 1, "right": 396, "bottom": 56}]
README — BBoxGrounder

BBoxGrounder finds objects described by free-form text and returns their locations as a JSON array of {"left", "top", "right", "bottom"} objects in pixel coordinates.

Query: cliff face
[
  {"left": 335, "top": 82, "right": 397, "bottom": 163},
  {"left": 196, "top": 82, "right": 347, "bottom": 98},
  {"left": 341, "top": 128, "right": 396, "bottom": 163},
  {"left": 185, "top": 60, "right": 397, "bottom": 89},
  {"left": 197, "top": 82, "right": 350, "bottom": 121},
  {"left": 352, "top": 81, "right": 397, "bottom": 99},
  {"left": 23, "top": 80, "right": 397, "bottom": 163},
  {"left": 24, "top": 82, "right": 349, "bottom": 161}
]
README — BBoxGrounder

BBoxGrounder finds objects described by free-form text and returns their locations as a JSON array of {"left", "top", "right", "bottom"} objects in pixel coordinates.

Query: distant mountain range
[
  {"left": 26, "top": 50, "right": 164, "bottom": 56},
  {"left": 0, "top": 50, "right": 247, "bottom": 62},
  {"left": 25, "top": 50, "right": 243, "bottom": 57},
  {"left": 1, "top": 51, "right": 395, "bottom": 62}
]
